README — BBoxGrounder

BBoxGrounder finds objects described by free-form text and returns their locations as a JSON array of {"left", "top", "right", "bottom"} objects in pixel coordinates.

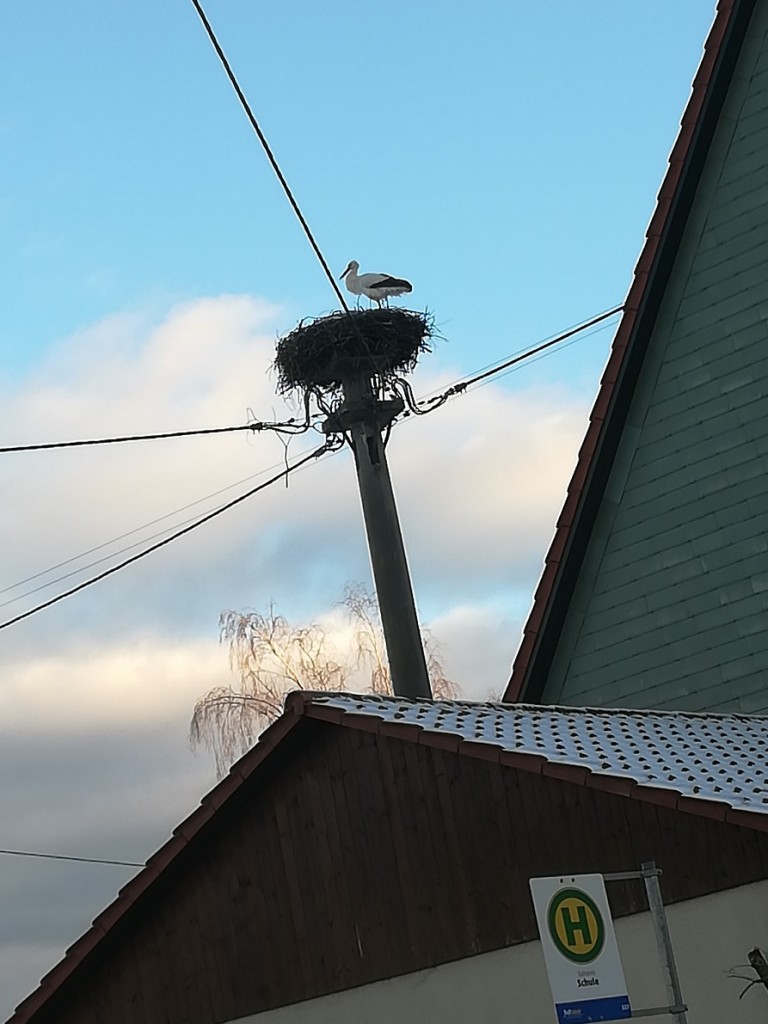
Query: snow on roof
[{"left": 302, "top": 693, "right": 768, "bottom": 814}]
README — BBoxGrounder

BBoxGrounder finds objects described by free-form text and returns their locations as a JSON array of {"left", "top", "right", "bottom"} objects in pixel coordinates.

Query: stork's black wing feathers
[{"left": 373, "top": 275, "right": 412, "bottom": 291}]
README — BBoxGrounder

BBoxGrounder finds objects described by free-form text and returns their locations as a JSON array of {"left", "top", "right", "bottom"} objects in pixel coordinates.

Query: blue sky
[
  {"left": 2, "top": 1, "right": 714, "bottom": 381},
  {"left": 0, "top": 1, "right": 717, "bottom": 1017}
]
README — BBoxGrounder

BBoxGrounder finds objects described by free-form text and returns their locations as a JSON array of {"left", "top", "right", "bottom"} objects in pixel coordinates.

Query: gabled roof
[
  {"left": 503, "top": 0, "right": 759, "bottom": 704},
  {"left": 9, "top": 691, "right": 768, "bottom": 1023}
]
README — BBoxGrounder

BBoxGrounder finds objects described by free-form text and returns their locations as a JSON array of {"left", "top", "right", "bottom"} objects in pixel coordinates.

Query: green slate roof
[{"left": 505, "top": 0, "right": 768, "bottom": 712}]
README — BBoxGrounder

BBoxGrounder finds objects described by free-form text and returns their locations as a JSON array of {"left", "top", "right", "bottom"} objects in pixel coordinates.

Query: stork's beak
[{"left": 339, "top": 263, "right": 352, "bottom": 279}]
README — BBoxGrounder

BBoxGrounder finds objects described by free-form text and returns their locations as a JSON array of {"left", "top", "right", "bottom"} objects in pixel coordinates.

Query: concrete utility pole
[
  {"left": 326, "top": 372, "right": 432, "bottom": 700},
  {"left": 276, "top": 304, "right": 434, "bottom": 702}
]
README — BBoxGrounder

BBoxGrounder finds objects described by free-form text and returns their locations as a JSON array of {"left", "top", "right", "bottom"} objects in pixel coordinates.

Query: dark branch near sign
[{"left": 727, "top": 947, "right": 768, "bottom": 999}]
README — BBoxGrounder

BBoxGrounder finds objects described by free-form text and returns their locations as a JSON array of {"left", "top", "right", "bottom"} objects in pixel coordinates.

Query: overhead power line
[
  {"left": 0, "top": 306, "right": 620, "bottom": 461},
  {"left": 0, "top": 304, "right": 621, "bottom": 611},
  {"left": 1, "top": 504, "right": 230, "bottom": 610},
  {"left": 0, "top": 418, "right": 309, "bottom": 455},
  {"left": 0, "top": 453, "right": 314, "bottom": 600},
  {"left": 0, "top": 440, "right": 338, "bottom": 633},
  {"left": 398, "top": 305, "right": 623, "bottom": 418},
  {"left": 189, "top": 0, "right": 351, "bottom": 314},
  {"left": 450, "top": 305, "right": 622, "bottom": 391},
  {"left": 0, "top": 847, "right": 142, "bottom": 869}
]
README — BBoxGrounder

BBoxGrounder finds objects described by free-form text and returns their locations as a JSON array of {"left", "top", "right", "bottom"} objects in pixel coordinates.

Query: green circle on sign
[{"left": 547, "top": 887, "right": 605, "bottom": 963}]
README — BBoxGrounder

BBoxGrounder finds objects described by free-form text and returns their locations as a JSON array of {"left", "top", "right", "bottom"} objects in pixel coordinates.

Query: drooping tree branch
[{"left": 191, "top": 585, "right": 459, "bottom": 774}]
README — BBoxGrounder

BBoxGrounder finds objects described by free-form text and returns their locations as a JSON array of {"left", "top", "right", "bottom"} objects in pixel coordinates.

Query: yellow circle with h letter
[{"left": 547, "top": 888, "right": 605, "bottom": 963}]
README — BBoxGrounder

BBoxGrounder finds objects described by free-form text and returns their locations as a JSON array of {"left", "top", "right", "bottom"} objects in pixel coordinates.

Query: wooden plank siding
[{"left": 24, "top": 721, "right": 768, "bottom": 1024}]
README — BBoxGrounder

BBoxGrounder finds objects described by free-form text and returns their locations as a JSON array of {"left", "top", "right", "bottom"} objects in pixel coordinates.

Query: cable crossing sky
[{"left": 0, "top": 306, "right": 622, "bottom": 630}]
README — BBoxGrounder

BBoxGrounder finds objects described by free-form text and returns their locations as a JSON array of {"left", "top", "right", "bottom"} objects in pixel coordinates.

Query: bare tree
[
  {"left": 191, "top": 585, "right": 459, "bottom": 774},
  {"left": 343, "top": 583, "right": 458, "bottom": 700}
]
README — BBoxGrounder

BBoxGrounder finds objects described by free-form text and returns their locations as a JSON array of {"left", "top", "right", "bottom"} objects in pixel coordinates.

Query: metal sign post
[{"left": 637, "top": 863, "right": 688, "bottom": 1024}]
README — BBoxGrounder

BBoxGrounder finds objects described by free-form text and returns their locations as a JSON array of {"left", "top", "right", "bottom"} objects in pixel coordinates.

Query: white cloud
[
  {"left": 391, "top": 376, "right": 587, "bottom": 592},
  {"left": 0, "top": 638, "right": 225, "bottom": 733},
  {"left": 428, "top": 601, "right": 522, "bottom": 701},
  {"left": 1, "top": 294, "right": 587, "bottom": 635}
]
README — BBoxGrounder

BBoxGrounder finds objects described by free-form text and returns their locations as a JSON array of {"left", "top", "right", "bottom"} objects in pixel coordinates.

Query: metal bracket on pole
[
  {"left": 604, "top": 870, "right": 651, "bottom": 882},
  {"left": 321, "top": 396, "right": 404, "bottom": 435},
  {"left": 604, "top": 862, "right": 688, "bottom": 1024}
]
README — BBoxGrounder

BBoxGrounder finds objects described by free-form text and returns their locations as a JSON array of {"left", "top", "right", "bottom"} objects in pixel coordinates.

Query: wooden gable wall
[
  {"left": 539, "top": 0, "right": 768, "bottom": 712},
  {"left": 23, "top": 722, "right": 768, "bottom": 1024}
]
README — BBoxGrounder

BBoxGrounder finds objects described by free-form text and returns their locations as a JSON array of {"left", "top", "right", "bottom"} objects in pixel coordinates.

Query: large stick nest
[{"left": 274, "top": 308, "right": 433, "bottom": 395}]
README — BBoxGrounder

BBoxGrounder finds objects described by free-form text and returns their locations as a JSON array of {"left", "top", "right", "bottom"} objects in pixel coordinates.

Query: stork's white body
[{"left": 340, "top": 260, "right": 412, "bottom": 308}]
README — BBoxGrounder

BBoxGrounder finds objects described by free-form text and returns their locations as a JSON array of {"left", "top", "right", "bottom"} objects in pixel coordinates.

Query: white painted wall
[{"left": 230, "top": 880, "right": 768, "bottom": 1024}]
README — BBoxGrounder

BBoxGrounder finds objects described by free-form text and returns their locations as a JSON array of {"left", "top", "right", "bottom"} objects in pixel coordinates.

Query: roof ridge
[{"left": 299, "top": 690, "right": 768, "bottom": 722}]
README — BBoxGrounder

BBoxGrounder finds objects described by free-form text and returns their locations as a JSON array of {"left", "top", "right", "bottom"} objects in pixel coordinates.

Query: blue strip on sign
[{"left": 555, "top": 996, "right": 632, "bottom": 1024}]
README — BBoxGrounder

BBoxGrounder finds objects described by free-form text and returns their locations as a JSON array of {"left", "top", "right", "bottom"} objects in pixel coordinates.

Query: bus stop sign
[{"left": 530, "top": 874, "right": 631, "bottom": 1024}]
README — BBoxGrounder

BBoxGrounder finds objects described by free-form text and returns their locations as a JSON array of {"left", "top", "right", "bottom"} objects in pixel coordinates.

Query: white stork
[{"left": 340, "top": 260, "right": 412, "bottom": 308}]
